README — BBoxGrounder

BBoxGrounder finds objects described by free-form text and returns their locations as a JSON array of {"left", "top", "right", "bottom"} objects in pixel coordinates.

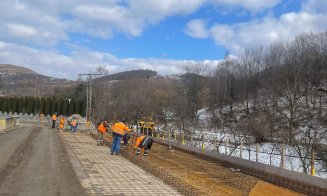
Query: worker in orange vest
[
  {"left": 97, "top": 120, "right": 109, "bottom": 146},
  {"left": 59, "top": 116, "right": 65, "bottom": 130},
  {"left": 51, "top": 113, "right": 57, "bottom": 128},
  {"left": 110, "top": 121, "right": 131, "bottom": 155},
  {"left": 134, "top": 135, "right": 153, "bottom": 156},
  {"left": 70, "top": 118, "right": 77, "bottom": 133}
]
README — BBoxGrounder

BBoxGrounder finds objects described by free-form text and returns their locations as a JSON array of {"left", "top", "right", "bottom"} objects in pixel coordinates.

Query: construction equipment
[{"left": 137, "top": 117, "right": 155, "bottom": 136}]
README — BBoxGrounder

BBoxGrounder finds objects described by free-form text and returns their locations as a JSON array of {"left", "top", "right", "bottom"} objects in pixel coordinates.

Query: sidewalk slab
[{"left": 60, "top": 132, "right": 180, "bottom": 196}]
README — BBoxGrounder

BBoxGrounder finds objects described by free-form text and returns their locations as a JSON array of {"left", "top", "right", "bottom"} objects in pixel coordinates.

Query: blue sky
[{"left": 0, "top": 0, "right": 326, "bottom": 79}]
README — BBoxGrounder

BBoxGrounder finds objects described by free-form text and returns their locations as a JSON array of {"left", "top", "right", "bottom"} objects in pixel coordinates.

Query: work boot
[
  {"left": 136, "top": 148, "right": 140, "bottom": 155},
  {"left": 144, "top": 150, "right": 148, "bottom": 156}
]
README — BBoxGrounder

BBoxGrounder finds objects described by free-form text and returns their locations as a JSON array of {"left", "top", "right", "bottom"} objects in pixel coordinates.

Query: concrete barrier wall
[
  {"left": 0, "top": 117, "right": 16, "bottom": 132},
  {"left": 154, "top": 138, "right": 327, "bottom": 196},
  {"left": 17, "top": 119, "right": 91, "bottom": 131}
]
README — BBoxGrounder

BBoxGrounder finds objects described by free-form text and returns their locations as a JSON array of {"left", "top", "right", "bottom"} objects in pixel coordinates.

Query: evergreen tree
[
  {"left": 2, "top": 97, "right": 8, "bottom": 112},
  {"left": 7, "top": 97, "right": 13, "bottom": 113},
  {"left": 45, "top": 97, "right": 51, "bottom": 115},
  {"left": 13, "top": 97, "right": 18, "bottom": 113},
  {"left": 39, "top": 97, "right": 46, "bottom": 115},
  {"left": 27, "top": 97, "right": 34, "bottom": 114},
  {"left": 69, "top": 99, "right": 75, "bottom": 115},
  {"left": 74, "top": 99, "right": 82, "bottom": 115},
  {"left": 61, "top": 99, "right": 69, "bottom": 116},
  {"left": 0, "top": 97, "right": 3, "bottom": 112},
  {"left": 17, "top": 97, "right": 24, "bottom": 114},
  {"left": 51, "top": 96, "right": 57, "bottom": 115},
  {"left": 81, "top": 99, "right": 86, "bottom": 117},
  {"left": 22, "top": 96, "right": 27, "bottom": 114},
  {"left": 56, "top": 97, "right": 62, "bottom": 115},
  {"left": 34, "top": 97, "right": 40, "bottom": 114}
]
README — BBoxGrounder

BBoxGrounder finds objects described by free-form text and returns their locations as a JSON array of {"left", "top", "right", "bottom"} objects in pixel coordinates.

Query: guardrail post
[
  {"left": 182, "top": 130, "right": 185, "bottom": 144},
  {"left": 256, "top": 143, "right": 259, "bottom": 162},
  {"left": 240, "top": 142, "right": 243, "bottom": 159},
  {"left": 280, "top": 144, "right": 285, "bottom": 168},
  {"left": 131, "top": 135, "right": 135, "bottom": 154},
  {"left": 201, "top": 134, "right": 205, "bottom": 152},
  {"left": 214, "top": 137, "right": 217, "bottom": 152},
  {"left": 225, "top": 140, "right": 228, "bottom": 154},
  {"left": 174, "top": 132, "right": 177, "bottom": 142},
  {"left": 168, "top": 129, "right": 170, "bottom": 141},
  {"left": 310, "top": 148, "right": 315, "bottom": 176}
]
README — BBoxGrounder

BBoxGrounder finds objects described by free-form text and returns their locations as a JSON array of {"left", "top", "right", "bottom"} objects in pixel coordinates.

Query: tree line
[
  {"left": 0, "top": 96, "right": 86, "bottom": 116},
  {"left": 90, "top": 31, "right": 327, "bottom": 145}
]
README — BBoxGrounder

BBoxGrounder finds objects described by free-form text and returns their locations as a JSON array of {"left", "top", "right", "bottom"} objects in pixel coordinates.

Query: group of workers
[
  {"left": 49, "top": 113, "right": 153, "bottom": 156},
  {"left": 50, "top": 113, "right": 78, "bottom": 132},
  {"left": 97, "top": 120, "right": 153, "bottom": 156}
]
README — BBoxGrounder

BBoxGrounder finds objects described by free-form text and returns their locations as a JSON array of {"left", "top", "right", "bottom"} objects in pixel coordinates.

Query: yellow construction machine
[{"left": 137, "top": 117, "right": 155, "bottom": 136}]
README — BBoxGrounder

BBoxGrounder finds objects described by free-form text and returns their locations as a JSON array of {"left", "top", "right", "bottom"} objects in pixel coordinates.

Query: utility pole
[{"left": 78, "top": 73, "right": 101, "bottom": 124}]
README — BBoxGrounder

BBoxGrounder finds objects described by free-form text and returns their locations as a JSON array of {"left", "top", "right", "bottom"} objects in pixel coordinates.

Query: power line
[{"left": 78, "top": 73, "right": 101, "bottom": 124}]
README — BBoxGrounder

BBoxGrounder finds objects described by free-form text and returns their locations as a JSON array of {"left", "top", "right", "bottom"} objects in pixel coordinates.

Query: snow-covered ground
[{"left": 163, "top": 136, "right": 327, "bottom": 179}]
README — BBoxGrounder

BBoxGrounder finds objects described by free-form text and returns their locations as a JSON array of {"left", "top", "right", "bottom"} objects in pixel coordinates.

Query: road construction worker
[
  {"left": 123, "top": 132, "right": 130, "bottom": 146},
  {"left": 110, "top": 121, "right": 131, "bottom": 155},
  {"left": 134, "top": 135, "right": 153, "bottom": 156},
  {"left": 59, "top": 116, "right": 65, "bottom": 130},
  {"left": 51, "top": 113, "right": 57, "bottom": 128},
  {"left": 97, "top": 120, "right": 109, "bottom": 146},
  {"left": 70, "top": 118, "right": 77, "bottom": 133}
]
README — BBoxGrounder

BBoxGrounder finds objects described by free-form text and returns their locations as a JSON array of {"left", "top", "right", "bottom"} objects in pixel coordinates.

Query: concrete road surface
[{"left": 0, "top": 126, "right": 85, "bottom": 196}]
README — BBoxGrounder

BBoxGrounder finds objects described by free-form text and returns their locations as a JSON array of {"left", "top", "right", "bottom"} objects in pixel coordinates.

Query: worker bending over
[
  {"left": 111, "top": 121, "right": 131, "bottom": 155},
  {"left": 97, "top": 120, "right": 109, "bottom": 146},
  {"left": 134, "top": 135, "right": 153, "bottom": 156}
]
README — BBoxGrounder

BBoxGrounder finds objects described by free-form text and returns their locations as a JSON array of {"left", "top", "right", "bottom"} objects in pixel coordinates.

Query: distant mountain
[
  {"left": 100, "top": 69, "right": 158, "bottom": 81},
  {"left": 0, "top": 64, "right": 41, "bottom": 75},
  {"left": 0, "top": 64, "right": 71, "bottom": 96}
]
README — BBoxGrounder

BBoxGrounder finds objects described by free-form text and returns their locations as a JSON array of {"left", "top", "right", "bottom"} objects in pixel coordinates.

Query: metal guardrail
[{"left": 154, "top": 137, "right": 327, "bottom": 196}]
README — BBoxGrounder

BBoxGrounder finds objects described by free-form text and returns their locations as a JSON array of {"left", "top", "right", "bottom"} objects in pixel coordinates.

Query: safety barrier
[
  {"left": 155, "top": 138, "right": 327, "bottom": 196},
  {"left": 0, "top": 117, "right": 17, "bottom": 134}
]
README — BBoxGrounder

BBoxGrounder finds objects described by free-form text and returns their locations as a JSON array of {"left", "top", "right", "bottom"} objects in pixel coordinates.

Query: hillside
[
  {"left": 0, "top": 64, "right": 72, "bottom": 96},
  {"left": 0, "top": 64, "right": 41, "bottom": 75},
  {"left": 100, "top": 69, "right": 158, "bottom": 81}
]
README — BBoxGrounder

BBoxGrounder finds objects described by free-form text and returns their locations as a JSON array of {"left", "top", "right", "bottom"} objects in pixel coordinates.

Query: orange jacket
[
  {"left": 52, "top": 114, "right": 57, "bottom": 121},
  {"left": 134, "top": 136, "right": 146, "bottom": 149},
  {"left": 98, "top": 122, "right": 107, "bottom": 133},
  {"left": 59, "top": 117, "right": 65, "bottom": 128},
  {"left": 111, "top": 122, "right": 131, "bottom": 136}
]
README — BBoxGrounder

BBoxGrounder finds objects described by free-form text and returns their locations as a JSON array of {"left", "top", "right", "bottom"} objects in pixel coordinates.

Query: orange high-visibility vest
[
  {"left": 134, "top": 136, "right": 146, "bottom": 149},
  {"left": 59, "top": 117, "right": 65, "bottom": 129},
  {"left": 98, "top": 123, "right": 107, "bottom": 133},
  {"left": 111, "top": 122, "right": 131, "bottom": 136}
]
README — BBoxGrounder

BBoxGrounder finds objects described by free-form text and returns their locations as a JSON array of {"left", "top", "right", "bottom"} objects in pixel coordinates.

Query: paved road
[{"left": 0, "top": 125, "right": 85, "bottom": 196}]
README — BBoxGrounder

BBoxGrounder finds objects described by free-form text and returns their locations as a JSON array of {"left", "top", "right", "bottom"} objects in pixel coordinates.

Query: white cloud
[
  {"left": 7, "top": 23, "right": 38, "bottom": 37},
  {"left": 184, "top": 19, "right": 210, "bottom": 38},
  {"left": 0, "top": 0, "right": 283, "bottom": 46},
  {"left": 0, "top": 41, "right": 219, "bottom": 79},
  {"left": 210, "top": 0, "right": 281, "bottom": 12},
  {"left": 187, "top": 0, "right": 327, "bottom": 54}
]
